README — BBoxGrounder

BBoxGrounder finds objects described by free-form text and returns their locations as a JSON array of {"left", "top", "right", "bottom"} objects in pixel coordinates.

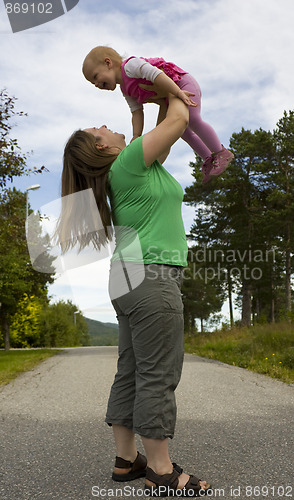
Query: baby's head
[{"left": 82, "top": 46, "right": 123, "bottom": 90}]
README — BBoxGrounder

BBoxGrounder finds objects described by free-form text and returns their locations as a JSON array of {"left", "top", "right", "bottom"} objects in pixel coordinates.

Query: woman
[{"left": 59, "top": 94, "right": 211, "bottom": 496}]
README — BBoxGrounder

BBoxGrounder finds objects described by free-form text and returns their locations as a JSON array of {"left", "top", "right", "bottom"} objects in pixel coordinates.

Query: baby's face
[{"left": 83, "top": 58, "right": 117, "bottom": 91}]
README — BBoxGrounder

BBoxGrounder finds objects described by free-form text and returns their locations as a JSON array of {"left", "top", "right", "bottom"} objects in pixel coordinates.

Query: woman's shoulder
[
  {"left": 118, "top": 136, "right": 143, "bottom": 159},
  {"left": 110, "top": 137, "right": 147, "bottom": 176}
]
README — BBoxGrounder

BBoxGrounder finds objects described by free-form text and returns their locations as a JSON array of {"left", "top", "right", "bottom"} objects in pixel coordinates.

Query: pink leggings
[{"left": 177, "top": 73, "right": 222, "bottom": 160}]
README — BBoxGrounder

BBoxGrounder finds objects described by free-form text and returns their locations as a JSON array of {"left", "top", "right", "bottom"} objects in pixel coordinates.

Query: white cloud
[{"left": 47, "top": 251, "right": 116, "bottom": 321}]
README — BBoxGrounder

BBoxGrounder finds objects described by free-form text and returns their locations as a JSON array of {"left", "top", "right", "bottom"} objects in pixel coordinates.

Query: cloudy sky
[{"left": 1, "top": 0, "right": 294, "bottom": 323}]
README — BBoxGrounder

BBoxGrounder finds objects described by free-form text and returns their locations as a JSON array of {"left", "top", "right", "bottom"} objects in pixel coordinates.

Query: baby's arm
[
  {"left": 123, "top": 94, "right": 145, "bottom": 142},
  {"left": 131, "top": 108, "right": 144, "bottom": 142}
]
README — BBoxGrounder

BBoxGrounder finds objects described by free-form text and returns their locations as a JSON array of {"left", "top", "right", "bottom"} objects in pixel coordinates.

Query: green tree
[
  {"left": 0, "top": 89, "right": 45, "bottom": 187},
  {"left": 270, "top": 111, "right": 294, "bottom": 315},
  {"left": 39, "top": 300, "right": 90, "bottom": 347},
  {"left": 0, "top": 189, "right": 55, "bottom": 349},
  {"left": 182, "top": 246, "right": 225, "bottom": 333},
  {"left": 10, "top": 293, "right": 43, "bottom": 347},
  {"left": 184, "top": 124, "right": 287, "bottom": 327},
  {"left": 0, "top": 90, "right": 52, "bottom": 349}
]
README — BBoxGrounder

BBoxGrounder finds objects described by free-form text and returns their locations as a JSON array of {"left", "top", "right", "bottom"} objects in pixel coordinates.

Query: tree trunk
[
  {"left": 241, "top": 281, "right": 252, "bottom": 327},
  {"left": 255, "top": 296, "right": 261, "bottom": 323},
  {"left": 190, "top": 315, "right": 196, "bottom": 334},
  {"left": 285, "top": 172, "right": 291, "bottom": 314},
  {"left": 285, "top": 247, "right": 292, "bottom": 314},
  {"left": 270, "top": 297, "right": 275, "bottom": 323},
  {"left": 270, "top": 274, "right": 275, "bottom": 323},
  {"left": 227, "top": 272, "right": 234, "bottom": 327},
  {"left": 0, "top": 304, "right": 10, "bottom": 351}
]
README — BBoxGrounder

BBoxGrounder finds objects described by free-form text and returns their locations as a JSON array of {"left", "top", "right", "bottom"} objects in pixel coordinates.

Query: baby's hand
[{"left": 177, "top": 89, "right": 197, "bottom": 107}]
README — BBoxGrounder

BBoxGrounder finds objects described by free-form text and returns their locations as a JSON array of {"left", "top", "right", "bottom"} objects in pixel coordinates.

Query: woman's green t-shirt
[{"left": 108, "top": 137, "right": 188, "bottom": 267}]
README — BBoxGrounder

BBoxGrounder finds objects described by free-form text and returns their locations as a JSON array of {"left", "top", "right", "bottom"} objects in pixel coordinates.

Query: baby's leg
[
  {"left": 178, "top": 74, "right": 222, "bottom": 158},
  {"left": 181, "top": 127, "right": 211, "bottom": 159}
]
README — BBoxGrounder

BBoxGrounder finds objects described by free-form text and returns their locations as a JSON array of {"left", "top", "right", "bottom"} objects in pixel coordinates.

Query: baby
[{"left": 82, "top": 46, "right": 234, "bottom": 183}]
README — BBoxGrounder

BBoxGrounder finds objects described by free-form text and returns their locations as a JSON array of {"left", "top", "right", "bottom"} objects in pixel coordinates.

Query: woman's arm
[
  {"left": 142, "top": 95, "right": 189, "bottom": 167},
  {"left": 141, "top": 72, "right": 197, "bottom": 107},
  {"left": 155, "top": 99, "right": 170, "bottom": 164}
]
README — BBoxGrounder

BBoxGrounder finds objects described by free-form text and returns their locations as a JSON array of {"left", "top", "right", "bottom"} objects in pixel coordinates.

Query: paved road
[{"left": 0, "top": 347, "right": 293, "bottom": 500}]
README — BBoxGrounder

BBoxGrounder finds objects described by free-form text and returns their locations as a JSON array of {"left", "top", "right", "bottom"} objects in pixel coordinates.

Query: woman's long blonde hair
[{"left": 56, "top": 130, "right": 119, "bottom": 252}]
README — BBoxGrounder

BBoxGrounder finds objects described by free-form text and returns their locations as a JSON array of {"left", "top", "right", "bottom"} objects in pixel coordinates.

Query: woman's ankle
[{"left": 147, "top": 459, "right": 173, "bottom": 476}]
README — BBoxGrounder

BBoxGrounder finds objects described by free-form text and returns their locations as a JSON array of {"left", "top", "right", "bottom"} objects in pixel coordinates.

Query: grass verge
[
  {"left": 185, "top": 322, "right": 294, "bottom": 384},
  {"left": 0, "top": 349, "right": 62, "bottom": 386}
]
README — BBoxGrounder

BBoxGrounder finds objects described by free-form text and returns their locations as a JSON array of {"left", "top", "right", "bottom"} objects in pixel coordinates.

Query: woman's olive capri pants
[{"left": 105, "top": 263, "right": 185, "bottom": 440}]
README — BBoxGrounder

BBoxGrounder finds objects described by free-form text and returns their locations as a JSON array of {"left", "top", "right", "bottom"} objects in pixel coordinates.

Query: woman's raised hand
[
  {"left": 138, "top": 83, "right": 197, "bottom": 107},
  {"left": 138, "top": 81, "right": 168, "bottom": 101},
  {"left": 176, "top": 89, "right": 197, "bottom": 106}
]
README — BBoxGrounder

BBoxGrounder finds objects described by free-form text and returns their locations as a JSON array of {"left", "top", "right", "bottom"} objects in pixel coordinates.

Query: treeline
[
  {"left": 4, "top": 296, "right": 90, "bottom": 348},
  {"left": 183, "top": 110, "right": 294, "bottom": 331},
  {"left": 0, "top": 90, "right": 55, "bottom": 350},
  {"left": 0, "top": 90, "right": 91, "bottom": 350}
]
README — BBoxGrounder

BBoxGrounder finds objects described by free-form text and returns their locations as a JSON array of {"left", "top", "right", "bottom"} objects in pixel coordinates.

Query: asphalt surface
[{"left": 0, "top": 347, "right": 293, "bottom": 500}]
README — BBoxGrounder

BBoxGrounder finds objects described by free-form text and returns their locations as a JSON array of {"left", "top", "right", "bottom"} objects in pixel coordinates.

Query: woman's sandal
[
  {"left": 144, "top": 462, "right": 212, "bottom": 497},
  {"left": 112, "top": 451, "right": 147, "bottom": 482}
]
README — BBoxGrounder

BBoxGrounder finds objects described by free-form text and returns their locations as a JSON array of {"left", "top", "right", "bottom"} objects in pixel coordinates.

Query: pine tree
[{"left": 184, "top": 124, "right": 285, "bottom": 326}]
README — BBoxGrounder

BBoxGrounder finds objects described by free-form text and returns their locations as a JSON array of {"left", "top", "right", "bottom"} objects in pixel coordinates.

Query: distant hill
[{"left": 85, "top": 317, "right": 119, "bottom": 346}]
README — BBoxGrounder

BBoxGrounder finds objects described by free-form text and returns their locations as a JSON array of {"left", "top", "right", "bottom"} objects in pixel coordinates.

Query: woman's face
[{"left": 84, "top": 125, "right": 126, "bottom": 150}]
